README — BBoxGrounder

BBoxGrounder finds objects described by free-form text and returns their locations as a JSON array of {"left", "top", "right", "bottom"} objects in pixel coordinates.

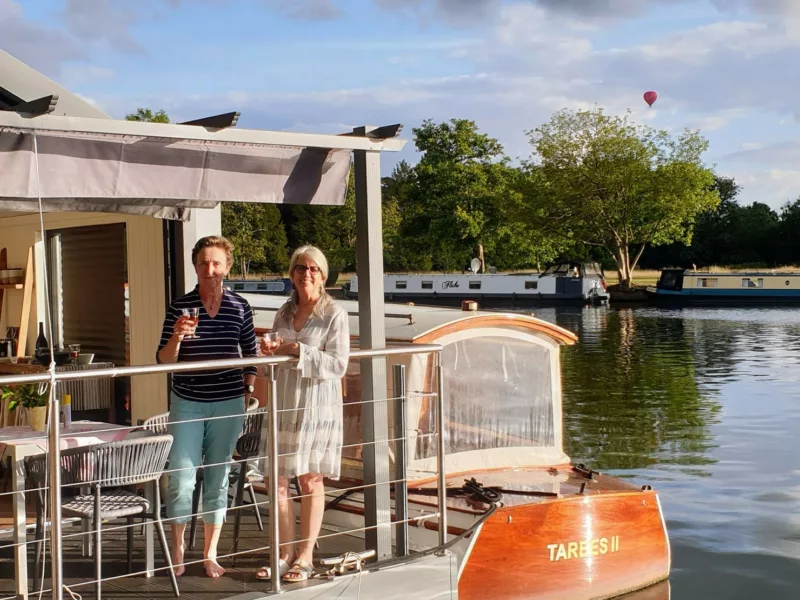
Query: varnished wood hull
[
  {"left": 458, "top": 489, "right": 670, "bottom": 600},
  {"left": 260, "top": 465, "right": 670, "bottom": 600}
]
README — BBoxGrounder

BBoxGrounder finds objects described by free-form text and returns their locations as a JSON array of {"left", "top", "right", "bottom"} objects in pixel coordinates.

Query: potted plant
[{"left": 1, "top": 383, "right": 50, "bottom": 431}]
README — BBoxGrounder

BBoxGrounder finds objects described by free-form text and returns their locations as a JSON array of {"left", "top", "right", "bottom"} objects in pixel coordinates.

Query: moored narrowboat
[
  {"left": 646, "top": 268, "right": 800, "bottom": 305},
  {"left": 224, "top": 277, "right": 292, "bottom": 295},
  {"left": 342, "top": 261, "right": 609, "bottom": 306},
  {"left": 248, "top": 294, "right": 670, "bottom": 600}
]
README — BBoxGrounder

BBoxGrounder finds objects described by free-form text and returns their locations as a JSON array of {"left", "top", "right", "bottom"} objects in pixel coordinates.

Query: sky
[{"left": 4, "top": 0, "right": 800, "bottom": 210}]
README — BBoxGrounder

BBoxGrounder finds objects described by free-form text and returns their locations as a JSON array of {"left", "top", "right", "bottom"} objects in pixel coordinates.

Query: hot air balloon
[{"left": 643, "top": 91, "right": 658, "bottom": 107}]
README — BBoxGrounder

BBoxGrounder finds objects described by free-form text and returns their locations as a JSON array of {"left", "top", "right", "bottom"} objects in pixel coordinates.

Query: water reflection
[
  {"left": 554, "top": 306, "right": 722, "bottom": 473},
  {"left": 532, "top": 305, "right": 800, "bottom": 599}
]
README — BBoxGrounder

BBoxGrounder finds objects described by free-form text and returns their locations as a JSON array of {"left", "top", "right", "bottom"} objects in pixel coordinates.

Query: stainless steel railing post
[
  {"left": 392, "top": 363, "right": 408, "bottom": 557},
  {"left": 268, "top": 364, "right": 281, "bottom": 594},
  {"left": 435, "top": 356, "right": 447, "bottom": 548},
  {"left": 48, "top": 384, "right": 64, "bottom": 600}
]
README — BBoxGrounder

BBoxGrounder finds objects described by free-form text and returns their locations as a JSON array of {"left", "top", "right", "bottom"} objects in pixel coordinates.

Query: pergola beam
[
  {"left": 1, "top": 94, "right": 58, "bottom": 115},
  {"left": 341, "top": 123, "right": 403, "bottom": 139},
  {"left": 0, "top": 112, "right": 406, "bottom": 152},
  {"left": 180, "top": 111, "right": 240, "bottom": 128}
]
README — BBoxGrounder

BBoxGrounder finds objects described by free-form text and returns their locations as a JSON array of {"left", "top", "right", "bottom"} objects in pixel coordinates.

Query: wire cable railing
[{"left": 0, "top": 344, "right": 447, "bottom": 599}]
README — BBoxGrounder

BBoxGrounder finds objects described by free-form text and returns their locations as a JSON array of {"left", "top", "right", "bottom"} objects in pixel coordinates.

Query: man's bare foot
[
  {"left": 172, "top": 542, "right": 186, "bottom": 577},
  {"left": 204, "top": 558, "right": 225, "bottom": 578}
]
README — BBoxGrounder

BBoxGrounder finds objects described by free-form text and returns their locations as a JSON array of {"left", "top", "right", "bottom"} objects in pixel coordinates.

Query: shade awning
[
  {"left": 0, "top": 127, "right": 351, "bottom": 221},
  {"left": 0, "top": 113, "right": 404, "bottom": 221}
]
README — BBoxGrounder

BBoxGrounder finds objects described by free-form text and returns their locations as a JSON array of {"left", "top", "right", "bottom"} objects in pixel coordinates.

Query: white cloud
[
  {"left": 724, "top": 167, "right": 800, "bottom": 208},
  {"left": 0, "top": 0, "right": 85, "bottom": 77},
  {"left": 259, "top": 0, "right": 341, "bottom": 21},
  {"left": 60, "top": 65, "right": 116, "bottom": 87},
  {"left": 61, "top": 0, "right": 145, "bottom": 54},
  {"left": 721, "top": 141, "right": 800, "bottom": 167},
  {"left": 687, "top": 109, "right": 746, "bottom": 131}
]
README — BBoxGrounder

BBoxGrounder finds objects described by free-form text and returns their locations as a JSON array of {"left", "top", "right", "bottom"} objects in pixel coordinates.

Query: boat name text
[
  {"left": 442, "top": 281, "right": 460, "bottom": 289},
  {"left": 546, "top": 536, "right": 620, "bottom": 561}
]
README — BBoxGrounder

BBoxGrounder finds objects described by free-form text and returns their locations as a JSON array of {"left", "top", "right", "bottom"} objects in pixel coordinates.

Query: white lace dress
[{"left": 266, "top": 300, "right": 350, "bottom": 479}]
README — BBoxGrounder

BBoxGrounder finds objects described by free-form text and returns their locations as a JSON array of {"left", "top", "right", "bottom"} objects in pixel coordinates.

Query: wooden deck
[{"left": 0, "top": 510, "right": 364, "bottom": 600}]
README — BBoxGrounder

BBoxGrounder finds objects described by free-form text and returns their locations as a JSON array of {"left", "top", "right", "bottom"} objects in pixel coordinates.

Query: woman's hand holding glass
[{"left": 260, "top": 332, "right": 283, "bottom": 355}]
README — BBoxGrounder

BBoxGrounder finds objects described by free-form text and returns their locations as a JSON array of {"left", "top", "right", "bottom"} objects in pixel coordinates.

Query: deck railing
[{"left": 0, "top": 344, "right": 446, "bottom": 600}]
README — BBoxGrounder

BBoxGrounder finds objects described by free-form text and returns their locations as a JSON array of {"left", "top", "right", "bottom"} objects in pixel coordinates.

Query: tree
[
  {"left": 524, "top": 108, "right": 719, "bottom": 289},
  {"left": 639, "top": 175, "right": 741, "bottom": 269},
  {"left": 382, "top": 161, "right": 420, "bottom": 270},
  {"left": 777, "top": 198, "right": 800, "bottom": 266},
  {"left": 125, "top": 108, "right": 170, "bottom": 123},
  {"left": 281, "top": 168, "right": 358, "bottom": 284},
  {"left": 222, "top": 203, "right": 289, "bottom": 277},
  {"left": 398, "top": 119, "right": 554, "bottom": 272}
]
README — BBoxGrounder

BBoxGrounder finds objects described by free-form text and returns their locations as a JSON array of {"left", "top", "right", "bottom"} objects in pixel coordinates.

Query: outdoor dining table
[{"left": 0, "top": 421, "right": 156, "bottom": 599}]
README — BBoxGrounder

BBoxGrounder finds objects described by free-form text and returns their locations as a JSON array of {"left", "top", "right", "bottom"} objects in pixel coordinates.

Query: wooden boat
[
  {"left": 248, "top": 294, "right": 670, "bottom": 600},
  {"left": 646, "top": 268, "right": 800, "bottom": 305},
  {"left": 342, "top": 261, "right": 610, "bottom": 306}
]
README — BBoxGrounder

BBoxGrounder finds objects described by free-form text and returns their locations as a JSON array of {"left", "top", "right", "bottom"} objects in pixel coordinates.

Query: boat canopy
[
  {"left": 247, "top": 294, "right": 578, "bottom": 477},
  {"left": 0, "top": 111, "right": 403, "bottom": 220}
]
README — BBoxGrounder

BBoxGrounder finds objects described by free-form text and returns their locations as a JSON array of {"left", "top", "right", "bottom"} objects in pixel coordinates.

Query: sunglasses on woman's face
[{"left": 294, "top": 265, "right": 321, "bottom": 275}]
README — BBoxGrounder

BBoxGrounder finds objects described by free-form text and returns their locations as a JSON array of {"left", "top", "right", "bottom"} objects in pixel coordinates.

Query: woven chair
[
  {"left": 25, "top": 435, "right": 179, "bottom": 600},
  {"left": 142, "top": 411, "right": 170, "bottom": 435},
  {"left": 230, "top": 407, "right": 266, "bottom": 564}
]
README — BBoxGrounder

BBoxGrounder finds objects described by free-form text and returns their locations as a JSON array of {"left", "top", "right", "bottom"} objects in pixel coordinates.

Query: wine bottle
[{"left": 35, "top": 322, "right": 49, "bottom": 355}]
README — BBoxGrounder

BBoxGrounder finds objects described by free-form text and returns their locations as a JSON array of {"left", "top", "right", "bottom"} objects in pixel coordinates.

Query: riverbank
[{"left": 607, "top": 284, "right": 650, "bottom": 303}]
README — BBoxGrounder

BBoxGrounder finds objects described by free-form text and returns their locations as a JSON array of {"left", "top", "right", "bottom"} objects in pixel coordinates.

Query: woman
[
  {"left": 157, "top": 235, "right": 258, "bottom": 579},
  {"left": 257, "top": 245, "right": 350, "bottom": 583}
]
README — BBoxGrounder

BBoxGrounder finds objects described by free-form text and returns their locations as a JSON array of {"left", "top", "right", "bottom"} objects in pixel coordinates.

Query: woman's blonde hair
[{"left": 279, "top": 245, "right": 332, "bottom": 319}]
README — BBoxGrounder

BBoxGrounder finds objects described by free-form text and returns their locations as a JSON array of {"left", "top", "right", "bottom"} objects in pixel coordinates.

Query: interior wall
[{"left": 0, "top": 211, "right": 168, "bottom": 424}]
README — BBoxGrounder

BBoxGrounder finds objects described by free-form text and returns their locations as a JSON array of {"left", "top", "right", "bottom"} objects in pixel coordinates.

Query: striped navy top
[{"left": 157, "top": 287, "right": 259, "bottom": 402}]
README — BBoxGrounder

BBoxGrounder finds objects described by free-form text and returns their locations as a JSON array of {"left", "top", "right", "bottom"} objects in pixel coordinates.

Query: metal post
[
  {"left": 268, "top": 365, "right": 281, "bottom": 594},
  {"left": 48, "top": 387, "right": 64, "bottom": 600},
  {"left": 354, "top": 126, "right": 392, "bottom": 560},
  {"left": 435, "top": 360, "right": 448, "bottom": 548},
  {"left": 392, "top": 364, "right": 408, "bottom": 557}
]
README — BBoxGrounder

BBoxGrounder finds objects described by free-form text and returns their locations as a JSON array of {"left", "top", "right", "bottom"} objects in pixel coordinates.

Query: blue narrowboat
[{"left": 646, "top": 268, "right": 800, "bottom": 305}]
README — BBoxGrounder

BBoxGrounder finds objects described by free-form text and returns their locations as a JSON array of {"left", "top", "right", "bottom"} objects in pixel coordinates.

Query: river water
[{"left": 531, "top": 305, "right": 800, "bottom": 599}]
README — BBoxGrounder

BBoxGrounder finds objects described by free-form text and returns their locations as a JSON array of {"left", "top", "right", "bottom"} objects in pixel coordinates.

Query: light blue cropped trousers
[{"left": 166, "top": 393, "right": 245, "bottom": 525}]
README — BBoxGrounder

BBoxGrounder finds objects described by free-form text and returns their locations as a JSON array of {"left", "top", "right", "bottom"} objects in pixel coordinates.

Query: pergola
[{"left": 0, "top": 84, "right": 406, "bottom": 579}]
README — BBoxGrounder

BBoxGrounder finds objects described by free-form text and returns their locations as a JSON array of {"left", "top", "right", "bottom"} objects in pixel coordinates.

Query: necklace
[{"left": 205, "top": 290, "right": 223, "bottom": 313}]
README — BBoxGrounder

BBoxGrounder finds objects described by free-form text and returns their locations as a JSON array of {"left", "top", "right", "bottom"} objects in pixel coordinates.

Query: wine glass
[
  {"left": 181, "top": 308, "right": 200, "bottom": 339},
  {"left": 68, "top": 344, "right": 81, "bottom": 364},
  {"left": 262, "top": 332, "right": 281, "bottom": 354}
]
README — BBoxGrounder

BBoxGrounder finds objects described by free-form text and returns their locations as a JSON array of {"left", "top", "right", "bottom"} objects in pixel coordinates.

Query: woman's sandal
[
  {"left": 282, "top": 559, "right": 314, "bottom": 583},
  {"left": 255, "top": 558, "right": 290, "bottom": 580}
]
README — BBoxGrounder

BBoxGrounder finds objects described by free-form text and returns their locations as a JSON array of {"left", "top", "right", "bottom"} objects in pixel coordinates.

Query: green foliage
[
  {"left": 282, "top": 169, "right": 357, "bottom": 274},
  {"left": 1, "top": 383, "right": 49, "bottom": 411},
  {"left": 641, "top": 176, "right": 798, "bottom": 270},
  {"left": 125, "top": 108, "right": 170, "bottom": 123},
  {"left": 392, "top": 119, "right": 561, "bottom": 272},
  {"left": 523, "top": 108, "right": 719, "bottom": 287},
  {"left": 222, "top": 203, "right": 289, "bottom": 277}
]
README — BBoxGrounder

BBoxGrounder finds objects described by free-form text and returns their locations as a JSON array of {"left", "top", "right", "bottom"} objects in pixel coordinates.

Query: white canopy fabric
[{"left": 0, "top": 125, "right": 352, "bottom": 220}]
